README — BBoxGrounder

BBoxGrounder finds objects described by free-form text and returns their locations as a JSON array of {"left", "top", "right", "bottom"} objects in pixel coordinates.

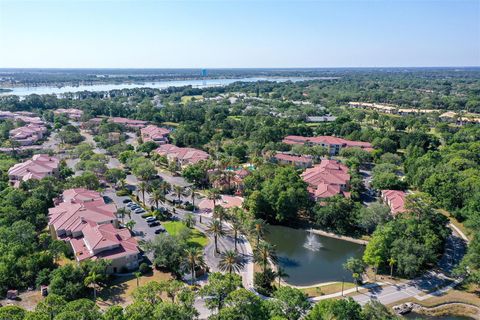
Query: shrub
[
  {"left": 139, "top": 263, "right": 152, "bottom": 275},
  {"left": 253, "top": 269, "right": 276, "bottom": 296},
  {"left": 116, "top": 189, "right": 130, "bottom": 196},
  {"left": 141, "top": 213, "right": 153, "bottom": 218}
]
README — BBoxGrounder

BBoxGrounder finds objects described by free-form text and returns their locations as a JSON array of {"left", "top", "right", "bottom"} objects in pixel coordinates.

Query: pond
[
  {"left": 265, "top": 225, "right": 365, "bottom": 286},
  {"left": 403, "top": 312, "right": 475, "bottom": 320}
]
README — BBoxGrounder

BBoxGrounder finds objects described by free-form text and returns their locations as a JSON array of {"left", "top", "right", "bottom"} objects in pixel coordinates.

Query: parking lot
[{"left": 103, "top": 188, "right": 162, "bottom": 246}]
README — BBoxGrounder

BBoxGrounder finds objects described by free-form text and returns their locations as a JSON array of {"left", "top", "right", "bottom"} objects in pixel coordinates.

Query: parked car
[
  {"left": 148, "top": 221, "right": 160, "bottom": 227},
  {"left": 154, "top": 227, "right": 166, "bottom": 234},
  {"left": 122, "top": 199, "right": 132, "bottom": 204},
  {"left": 134, "top": 208, "right": 145, "bottom": 214},
  {"left": 145, "top": 217, "right": 157, "bottom": 223},
  {"left": 126, "top": 202, "right": 136, "bottom": 208}
]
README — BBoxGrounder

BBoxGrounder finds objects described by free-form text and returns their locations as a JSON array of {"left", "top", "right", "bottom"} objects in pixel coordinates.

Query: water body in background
[
  {"left": 265, "top": 225, "right": 365, "bottom": 286},
  {"left": 0, "top": 77, "right": 325, "bottom": 97}
]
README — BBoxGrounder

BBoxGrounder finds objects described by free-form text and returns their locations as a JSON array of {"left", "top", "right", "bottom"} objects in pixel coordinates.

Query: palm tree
[
  {"left": 183, "top": 247, "right": 205, "bottom": 285},
  {"left": 213, "top": 205, "right": 226, "bottom": 223},
  {"left": 253, "top": 241, "right": 278, "bottom": 273},
  {"left": 159, "top": 181, "right": 171, "bottom": 202},
  {"left": 206, "top": 220, "right": 226, "bottom": 254},
  {"left": 117, "top": 178, "right": 126, "bottom": 190},
  {"left": 189, "top": 187, "right": 197, "bottom": 211},
  {"left": 353, "top": 272, "right": 361, "bottom": 292},
  {"left": 183, "top": 213, "right": 196, "bottom": 228},
  {"left": 275, "top": 267, "right": 289, "bottom": 287},
  {"left": 149, "top": 189, "right": 162, "bottom": 209},
  {"left": 231, "top": 219, "right": 243, "bottom": 252},
  {"left": 117, "top": 207, "right": 127, "bottom": 224},
  {"left": 173, "top": 185, "right": 184, "bottom": 204},
  {"left": 251, "top": 219, "right": 267, "bottom": 245},
  {"left": 388, "top": 257, "right": 396, "bottom": 277},
  {"left": 125, "top": 220, "right": 136, "bottom": 231},
  {"left": 207, "top": 188, "right": 221, "bottom": 208},
  {"left": 84, "top": 271, "right": 102, "bottom": 301},
  {"left": 138, "top": 181, "right": 148, "bottom": 205},
  {"left": 133, "top": 271, "right": 142, "bottom": 287},
  {"left": 218, "top": 250, "right": 244, "bottom": 274}
]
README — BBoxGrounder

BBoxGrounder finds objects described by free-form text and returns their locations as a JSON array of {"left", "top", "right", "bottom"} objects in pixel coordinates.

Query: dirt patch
[{"left": 0, "top": 290, "right": 43, "bottom": 311}]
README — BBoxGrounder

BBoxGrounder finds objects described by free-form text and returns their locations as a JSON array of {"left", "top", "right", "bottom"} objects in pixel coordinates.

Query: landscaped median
[{"left": 163, "top": 221, "right": 208, "bottom": 248}]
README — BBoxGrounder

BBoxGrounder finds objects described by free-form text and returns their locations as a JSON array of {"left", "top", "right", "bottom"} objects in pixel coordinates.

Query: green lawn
[
  {"left": 162, "top": 221, "right": 208, "bottom": 248},
  {"left": 181, "top": 95, "right": 203, "bottom": 104}
]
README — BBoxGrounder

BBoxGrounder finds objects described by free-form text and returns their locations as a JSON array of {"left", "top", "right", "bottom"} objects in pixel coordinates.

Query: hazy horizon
[{"left": 1, "top": 0, "right": 479, "bottom": 68}]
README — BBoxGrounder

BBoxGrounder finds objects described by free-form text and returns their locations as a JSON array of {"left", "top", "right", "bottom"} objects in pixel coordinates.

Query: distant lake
[{"left": 0, "top": 77, "right": 330, "bottom": 97}]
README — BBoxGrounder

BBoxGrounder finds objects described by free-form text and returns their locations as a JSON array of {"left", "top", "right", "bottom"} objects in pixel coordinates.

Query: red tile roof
[
  {"left": 301, "top": 160, "right": 350, "bottom": 200},
  {"left": 71, "top": 223, "right": 138, "bottom": 262},
  {"left": 155, "top": 144, "right": 209, "bottom": 165},
  {"left": 274, "top": 153, "right": 313, "bottom": 164},
  {"left": 110, "top": 117, "right": 148, "bottom": 128},
  {"left": 381, "top": 190, "right": 407, "bottom": 216},
  {"left": 8, "top": 154, "right": 59, "bottom": 185},
  {"left": 140, "top": 125, "right": 170, "bottom": 143},
  {"left": 198, "top": 195, "right": 244, "bottom": 212},
  {"left": 49, "top": 189, "right": 116, "bottom": 237},
  {"left": 282, "top": 135, "right": 373, "bottom": 151}
]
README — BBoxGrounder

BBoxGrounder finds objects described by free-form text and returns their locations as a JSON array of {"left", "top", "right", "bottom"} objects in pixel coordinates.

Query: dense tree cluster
[{"left": 243, "top": 164, "right": 311, "bottom": 223}]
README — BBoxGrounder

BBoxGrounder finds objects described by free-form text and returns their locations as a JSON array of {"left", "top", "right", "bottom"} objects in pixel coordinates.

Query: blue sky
[{"left": 0, "top": 0, "right": 478, "bottom": 68}]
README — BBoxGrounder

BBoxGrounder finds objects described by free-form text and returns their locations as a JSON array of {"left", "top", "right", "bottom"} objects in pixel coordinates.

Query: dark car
[
  {"left": 154, "top": 227, "right": 166, "bottom": 234},
  {"left": 148, "top": 221, "right": 160, "bottom": 227},
  {"left": 122, "top": 199, "right": 132, "bottom": 204}
]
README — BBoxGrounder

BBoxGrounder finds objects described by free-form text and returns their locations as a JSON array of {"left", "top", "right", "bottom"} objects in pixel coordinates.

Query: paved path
[{"left": 351, "top": 226, "right": 467, "bottom": 306}]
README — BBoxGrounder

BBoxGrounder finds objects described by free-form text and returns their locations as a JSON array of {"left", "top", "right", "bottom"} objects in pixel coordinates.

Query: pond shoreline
[{"left": 308, "top": 228, "right": 369, "bottom": 245}]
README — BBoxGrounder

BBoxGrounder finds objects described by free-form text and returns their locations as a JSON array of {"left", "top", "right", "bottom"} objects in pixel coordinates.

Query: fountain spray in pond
[{"left": 304, "top": 229, "right": 322, "bottom": 251}]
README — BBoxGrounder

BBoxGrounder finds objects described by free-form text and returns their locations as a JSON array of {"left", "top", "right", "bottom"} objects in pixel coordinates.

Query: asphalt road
[{"left": 352, "top": 228, "right": 467, "bottom": 306}]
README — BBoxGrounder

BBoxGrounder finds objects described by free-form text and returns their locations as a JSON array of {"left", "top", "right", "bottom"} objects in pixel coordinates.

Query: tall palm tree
[
  {"left": 213, "top": 205, "right": 226, "bottom": 223},
  {"left": 159, "top": 181, "right": 171, "bottom": 202},
  {"left": 207, "top": 188, "right": 221, "bottom": 208},
  {"left": 251, "top": 219, "right": 267, "bottom": 245},
  {"left": 133, "top": 271, "right": 142, "bottom": 287},
  {"left": 173, "top": 185, "right": 184, "bottom": 204},
  {"left": 84, "top": 271, "right": 102, "bottom": 301},
  {"left": 117, "top": 207, "right": 127, "bottom": 224},
  {"left": 231, "top": 219, "right": 243, "bottom": 252},
  {"left": 275, "top": 267, "right": 289, "bottom": 287},
  {"left": 206, "top": 220, "right": 226, "bottom": 254},
  {"left": 254, "top": 241, "right": 278, "bottom": 273},
  {"left": 183, "top": 247, "right": 205, "bottom": 285},
  {"left": 138, "top": 181, "right": 148, "bottom": 205},
  {"left": 388, "top": 257, "right": 396, "bottom": 277},
  {"left": 118, "top": 178, "right": 126, "bottom": 190},
  {"left": 218, "top": 250, "right": 244, "bottom": 274},
  {"left": 149, "top": 189, "right": 162, "bottom": 209},
  {"left": 189, "top": 187, "right": 197, "bottom": 211},
  {"left": 183, "top": 213, "right": 196, "bottom": 228}
]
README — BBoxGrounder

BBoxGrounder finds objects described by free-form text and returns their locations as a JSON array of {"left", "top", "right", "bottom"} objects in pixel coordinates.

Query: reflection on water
[{"left": 265, "top": 225, "right": 364, "bottom": 286}]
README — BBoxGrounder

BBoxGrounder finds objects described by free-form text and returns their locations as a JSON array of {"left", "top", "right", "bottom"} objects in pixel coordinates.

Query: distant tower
[{"left": 201, "top": 69, "right": 207, "bottom": 86}]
